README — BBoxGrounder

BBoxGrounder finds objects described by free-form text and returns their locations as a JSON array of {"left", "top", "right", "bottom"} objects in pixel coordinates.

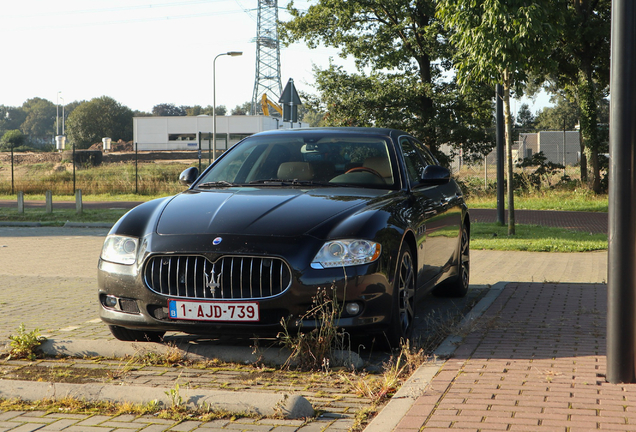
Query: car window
[
  {"left": 197, "top": 133, "right": 398, "bottom": 189},
  {"left": 399, "top": 136, "right": 429, "bottom": 188},
  {"left": 411, "top": 138, "right": 439, "bottom": 166}
]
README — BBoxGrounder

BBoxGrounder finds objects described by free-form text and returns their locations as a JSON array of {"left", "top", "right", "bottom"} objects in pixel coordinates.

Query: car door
[{"left": 399, "top": 137, "right": 461, "bottom": 286}]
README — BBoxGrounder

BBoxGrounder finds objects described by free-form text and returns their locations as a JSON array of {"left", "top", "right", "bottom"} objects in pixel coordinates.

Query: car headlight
[
  {"left": 101, "top": 235, "right": 139, "bottom": 265},
  {"left": 311, "top": 240, "right": 381, "bottom": 269}
]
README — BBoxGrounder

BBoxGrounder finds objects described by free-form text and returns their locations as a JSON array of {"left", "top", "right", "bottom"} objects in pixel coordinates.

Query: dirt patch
[
  {"left": 88, "top": 140, "right": 134, "bottom": 152},
  {"left": 0, "top": 152, "right": 63, "bottom": 165},
  {"left": 2, "top": 365, "right": 111, "bottom": 384}
]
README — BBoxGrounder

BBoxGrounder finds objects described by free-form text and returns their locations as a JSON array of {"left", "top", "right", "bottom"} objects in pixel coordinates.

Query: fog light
[
  {"left": 345, "top": 302, "right": 361, "bottom": 316},
  {"left": 105, "top": 296, "right": 118, "bottom": 308}
]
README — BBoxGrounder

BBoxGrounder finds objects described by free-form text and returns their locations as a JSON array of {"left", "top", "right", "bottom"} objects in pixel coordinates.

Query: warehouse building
[{"left": 133, "top": 115, "right": 307, "bottom": 152}]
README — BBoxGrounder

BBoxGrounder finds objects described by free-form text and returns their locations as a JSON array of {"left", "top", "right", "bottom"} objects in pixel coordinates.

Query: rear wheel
[
  {"left": 384, "top": 245, "right": 416, "bottom": 348},
  {"left": 108, "top": 325, "right": 165, "bottom": 342},
  {"left": 435, "top": 224, "right": 470, "bottom": 298}
]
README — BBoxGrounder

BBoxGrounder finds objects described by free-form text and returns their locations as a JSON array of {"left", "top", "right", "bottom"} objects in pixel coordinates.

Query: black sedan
[{"left": 98, "top": 127, "right": 470, "bottom": 347}]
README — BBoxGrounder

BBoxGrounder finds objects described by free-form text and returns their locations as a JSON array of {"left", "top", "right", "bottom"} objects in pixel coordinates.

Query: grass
[
  {"left": 471, "top": 222, "right": 607, "bottom": 252},
  {"left": 465, "top": 188, "right": 608, "bottom": 212},
  {"left": 0, "top": 193, "right": 160, "bottom": 202},
  {"left": 0, "top": 207, "right": 129, "bottom": 225},
  {"left": 0, "top": 161, "right": 193, "bottom": 196}
]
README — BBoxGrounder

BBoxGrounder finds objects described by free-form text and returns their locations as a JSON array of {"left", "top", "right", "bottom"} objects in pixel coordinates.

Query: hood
[{"left": 156, "top": 188, "right": 386, "bottom": 236}]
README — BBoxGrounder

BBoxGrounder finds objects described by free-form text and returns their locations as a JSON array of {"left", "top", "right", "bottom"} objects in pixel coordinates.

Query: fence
[{"left": 0, "top": 146, "right": 222, "bottom": 196}]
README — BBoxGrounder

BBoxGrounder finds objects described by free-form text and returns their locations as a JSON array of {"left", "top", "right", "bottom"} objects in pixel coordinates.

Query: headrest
[{"left": 277, "top": 162, "right": 314, "bottom": 181}]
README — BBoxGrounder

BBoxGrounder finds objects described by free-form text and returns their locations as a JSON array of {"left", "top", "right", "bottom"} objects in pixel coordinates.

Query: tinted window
[
  {"left": 197, "top": 133, "right": 398, "bottom": 189},
  {"left": 399, "top": 137, "right": 429, "bottom": 188}
]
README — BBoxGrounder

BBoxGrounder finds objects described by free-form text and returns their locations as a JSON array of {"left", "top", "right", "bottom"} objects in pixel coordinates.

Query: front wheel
[
  {"left": 435, "top": 224, "right": 470, "bottom": 298},
  {"left": 384, "top": 245, "right": 416, "bottom": 348},
  {"left": 108, "top": 325, "right": 165, "bottom": 342}
]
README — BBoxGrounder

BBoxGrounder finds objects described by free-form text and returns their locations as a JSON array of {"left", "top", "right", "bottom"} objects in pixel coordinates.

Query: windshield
[{"left": 196, "top": 132, "right": 398, "bottom": 189}]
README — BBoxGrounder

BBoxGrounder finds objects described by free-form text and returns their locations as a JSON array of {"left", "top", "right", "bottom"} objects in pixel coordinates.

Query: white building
[{"left": 133, "top": 115, "right": 308, "bottom": 152}]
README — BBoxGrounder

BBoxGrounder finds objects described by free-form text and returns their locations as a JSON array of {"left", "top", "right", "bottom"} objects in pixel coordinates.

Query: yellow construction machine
[{"left": 261, "top": 94, "right": 283, "bottom": 116}]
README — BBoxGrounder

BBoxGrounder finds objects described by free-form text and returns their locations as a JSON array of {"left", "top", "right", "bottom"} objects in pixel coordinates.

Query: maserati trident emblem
[{"left": 205, "top": 266, "right": 222, "bottom": 296}]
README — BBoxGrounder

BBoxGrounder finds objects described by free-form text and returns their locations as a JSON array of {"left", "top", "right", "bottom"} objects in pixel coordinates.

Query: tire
[
  {"left": 384, "top": 245, "right": 416, "bottom": 348},
  {"left": 435, "top": 223, "right": 470, "bottom": 298},
  {"left": 108, "top": 325, "right": 165, "bottom": 342}
]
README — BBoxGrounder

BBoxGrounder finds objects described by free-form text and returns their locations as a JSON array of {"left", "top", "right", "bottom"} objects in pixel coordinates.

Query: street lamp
[
  {"left": 212, "top": 51, "right": 242, "bottom": 164},
  {"left": 56, "top": 91, "right": 61, "bottom": 136},
  {"left": 60, "top": 97, "right": 65, "bottom": 136}
]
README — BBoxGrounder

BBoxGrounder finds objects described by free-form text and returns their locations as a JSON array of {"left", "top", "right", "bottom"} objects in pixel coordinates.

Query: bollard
[
  {"left": 17, "top": 191, "right": 24, "bottom": 214},
  {"left": 75, "top": 189, "right": 83, "bottom": 214},
  {"left": 45, "top": 190, "right": 52, "bottom": 214}
]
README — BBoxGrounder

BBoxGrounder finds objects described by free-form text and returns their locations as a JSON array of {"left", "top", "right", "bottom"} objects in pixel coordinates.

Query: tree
[
  {"left": 516, "top": 104, "right": 536, "bottom": 130},
  {"left": 231, "top": 101, "right": 253, "bottom": 116},
  {"left": 0, "top": 106, "right": 26, "bottom": 134},
  {"left": 66, "top": 96, "right": 133, "bottom": 149},
  {"left": 152, "top": 103, "right": 187, "bottom": 116},
  {"left": 281, "top": 0, "right": 495, "bottom": 161},
  {"left": 548, "top": 0, "right": 610, "bottom": 192},
  {"left": 535, "top": 95, "right": 579, "bottom": 131},
  {"left": 213, "top": 105, "right": 226, "bottom": 116},
  {"left": 20, "top": 97, "right": 56, "bottom": 143},
  {"left": 0, "top": 129, "right": 25, "bottom": 152},
  {"left": 437, "top": 0, "right": 557, "bottom": 235}
]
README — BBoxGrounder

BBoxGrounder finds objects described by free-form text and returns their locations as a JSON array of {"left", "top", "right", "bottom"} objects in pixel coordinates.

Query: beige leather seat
[
  {"left": 277, "top": 162, "right": 315, "bottom": 181},
  {"left": 363, "top": 156, "right": 393, "bottom": 184}
]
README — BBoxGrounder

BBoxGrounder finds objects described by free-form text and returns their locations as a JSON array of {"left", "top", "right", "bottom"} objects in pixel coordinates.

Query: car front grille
[{"left": 144, "top": 255, "right": 292, "bottom": 300}]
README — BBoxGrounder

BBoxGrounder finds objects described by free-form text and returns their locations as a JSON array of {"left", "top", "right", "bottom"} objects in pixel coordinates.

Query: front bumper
[{"left": 97, "top": 233, "right": 395, "bottom": 337}]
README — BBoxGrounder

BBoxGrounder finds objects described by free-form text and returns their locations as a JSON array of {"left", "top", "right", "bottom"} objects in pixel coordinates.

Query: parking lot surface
[{"left": 0, "top": 224, "right": 610, "bottom": 431}]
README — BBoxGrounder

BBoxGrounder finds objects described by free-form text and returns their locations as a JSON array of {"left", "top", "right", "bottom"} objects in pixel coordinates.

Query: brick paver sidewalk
[{"left": 394, "top": 283, "right": 630, "bottom": 431}]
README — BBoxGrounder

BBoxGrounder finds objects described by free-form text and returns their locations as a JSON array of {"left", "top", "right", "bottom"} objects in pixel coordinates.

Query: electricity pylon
[{"left": 251, "top": 0, "right": 282, "bottom": 115}]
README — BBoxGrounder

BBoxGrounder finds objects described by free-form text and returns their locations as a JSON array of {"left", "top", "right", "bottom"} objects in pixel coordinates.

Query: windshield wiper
[
  {"left": 248, "top": 179, "right": 342, "bottom": 187},
  {"left": 196, "top": 181, "right": 236, "bottom": 188}
]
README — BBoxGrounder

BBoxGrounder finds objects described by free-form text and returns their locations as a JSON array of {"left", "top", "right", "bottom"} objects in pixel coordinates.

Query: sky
[{"left": 0, "top": 0, "right": 551, "bottom": 115}]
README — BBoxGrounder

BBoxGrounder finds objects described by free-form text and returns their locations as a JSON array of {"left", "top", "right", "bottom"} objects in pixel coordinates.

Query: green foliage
[
  {"left": 516, "top": 104, "right": 536, "bottom": 130},
  {"left": 66, "top": 96, "right": 133, "bottom": 149},
  {"left": 437, "top": 0, "right": 557, "bottom": 92},
  {"left": 281, "top": 0, "right": 495, "bottom": 159},
  {"left": 230, "top": 101, "right": 253, "bottom": 116},
  {"left": 543, "top": 0, "right": 610, "bottom": 192},
  {"left": 20, "top": 97, "right": 56, "bottom": 140},
  {"left": 465, "top": 187, "right": 608, "bottom": 213},
  {"left": 514, "top": 151, "right": 567, "bottom": 190},
  {"left": 8, "top": 324, "right": 46, "bottom": 360},
  {"left": 152, "top": 103, "right": 187, "bottom": 116},
  {"left": 535, "top": 95, "right": 579, "bottom": 131},
  {"left": 277, "top": 285, "right": 348, "bottom": 372},
  {"left": 0, "top": 129, "right": 26, "bottom": 151}
]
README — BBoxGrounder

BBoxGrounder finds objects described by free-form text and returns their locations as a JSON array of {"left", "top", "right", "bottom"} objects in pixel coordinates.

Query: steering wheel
[{"left": 345, "top": 166, "right": 385, "bottom": 180}]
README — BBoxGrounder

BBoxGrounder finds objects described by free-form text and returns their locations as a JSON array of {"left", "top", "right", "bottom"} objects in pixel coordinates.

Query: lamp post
[
  {"left": 56, "top": 91, "right": 61, "bottom": 136},
  {"left": 60, "top": 97, "right": 65, "bottom": 136},
  {"left": 212, "top": 51, "right": 242, "bottom": 164}
]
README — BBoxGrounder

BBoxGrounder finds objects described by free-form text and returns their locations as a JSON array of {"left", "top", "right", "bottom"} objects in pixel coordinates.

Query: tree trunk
[
  {"left": 503, "top": 70, "right": 515, "bottom": 235},
  {"left": 579, "top": 128, "right": 588, "bottom": 182},
  {"left": 578, "top": 69, "right": 601, "bottom": 193}
]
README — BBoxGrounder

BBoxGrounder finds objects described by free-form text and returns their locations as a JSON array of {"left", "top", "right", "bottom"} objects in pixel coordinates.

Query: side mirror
[
  {"left": 179, "top": 167, "right": 199, "bottom": 187},
  {"left": 420, "top": 165, "right": 451, "bottom": 185}
]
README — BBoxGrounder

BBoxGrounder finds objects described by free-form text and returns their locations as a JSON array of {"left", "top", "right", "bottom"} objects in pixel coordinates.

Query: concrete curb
[
  {"left": 63, "top": 222, "right": 113, "bottom": 229},
  {"left": 0, "top": 380, "right": 314, "bottom": 419},
  {"left": 0, "top": 221, "right": 43, "bottom": 227},
  {"left": 38, "top": 338, "right": 364, "bottom": 369},
  {"left": 363, "top": 282, "right": 508, "bottom": 432}
]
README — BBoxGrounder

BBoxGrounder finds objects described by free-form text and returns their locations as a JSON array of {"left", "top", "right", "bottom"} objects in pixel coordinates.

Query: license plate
[{"left": 169, "top": 299, "right": 260, "bottom": 322}]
